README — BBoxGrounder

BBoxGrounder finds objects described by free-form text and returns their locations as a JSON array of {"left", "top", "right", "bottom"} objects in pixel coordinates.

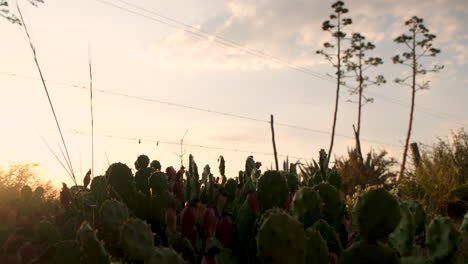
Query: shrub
[
  {"left": 399, "top": 129, "right": 468, "bottom": 217},
  {"left": 336, "top": 148, "right": 397, "bottom": 196}
]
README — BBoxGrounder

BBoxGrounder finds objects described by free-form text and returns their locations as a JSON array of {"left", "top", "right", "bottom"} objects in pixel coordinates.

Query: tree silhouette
[
  {"left": 343, "top": 33, "right": 385, "bottom": 158},
  {"left": 392, "top": 16, "right": 443, "bottom": 181},
  {"left": 0, "top": 0, "right": 43, "bottom": 24},
  {"left": 316, "top": 1, "right": 352, "bottom": 163}
]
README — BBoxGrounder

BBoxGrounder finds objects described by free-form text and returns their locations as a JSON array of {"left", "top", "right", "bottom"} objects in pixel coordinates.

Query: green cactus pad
[
  {"left": 304, "top": 229, "right": 329, "bottom": 264},
  {"left": 256, "top": 211, "right": 306, "bottom": 264},
  {"left": 147, "top": 247, "right": 187, "bottom": 264},
  {"left": 35, "top": 219, "right": 60, "bottom": 246},
  {"left": 291, "top": 187, "right": 322, "bottom": 228},
  {"left": 401, "top": 256, "right": 429, "bottom": 264},
  {"left": 459, "top": 211, "right": 468, "bottom": 233},
  {"left": 426, "top": 217, "right": 461, "bottom": 264},
  {"left": 99, "top": 199, "right": 129, "bottom": 233},
  {"left": 150, "top": 160, "right": 162, "bottom": 171},
  {"left": 353, "top": 188, "right": 401, "bottom": 241},
  {"left": 257, "top": 170, "right": 289, "bottom": 211},
  {"left": 149, "top": 171, "right": 169, "bottom": 196},
  {"left": 77, "top": 221, "right": 110, "bottom": 264},
  {"left": 284, "top": 172, "right": 299, "bottom": 192},
  {"left": 310, "top": 219, "right": 342, "bottom": 255},
  {"left": 341, "top": 240, "right": 400, "bottom": 264},
  {"left": 106, "top": 163, "right": 135, "bottom": 195},
  {"left": 314, "top": 183, "right": 344, "bottom": 222},
  {"left": 120, "top": 218, "right": 154, "bottom": 261},
  {"left": 389, "top": 202, "right": 416, "bottom": 256},
  {"left": 20, "top": 185, "right": 33, "bottom": 201},
  {"left": 402, "top": 200, "right": 426, "bottom": 235},
  {"left": 90, "top": 175, "right": 107, "bottom": 201},
  {"left": 135, "top": 154, "right": 150, "bottom": 170}
]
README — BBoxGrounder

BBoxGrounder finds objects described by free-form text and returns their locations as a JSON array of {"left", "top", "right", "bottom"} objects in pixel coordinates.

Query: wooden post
[
  {"left": 410, "top": 142, "right": 421, "bottom": 168},
  {"left": 353, "top": 125, "right": 363, "bottom": 161},
  {"left": 270, "top": 114, "right": 279, "bottom": 171}
]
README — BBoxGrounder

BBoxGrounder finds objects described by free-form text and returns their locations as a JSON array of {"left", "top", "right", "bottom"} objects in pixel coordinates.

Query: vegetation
[
  {"left": 397, "top": 129, "right": 468, "bottom": 217},
  {"left": 0, "top": 153, "right": 466, "bottom": 263},
  {"left": 0, "top": 0, "right": 43, "bottom": 24},
  {"left": 316, "top": 1, "right": 352, "bottom": 162},
  {"left": 392, "top": 16, "right": 444, "bottom": 180}
]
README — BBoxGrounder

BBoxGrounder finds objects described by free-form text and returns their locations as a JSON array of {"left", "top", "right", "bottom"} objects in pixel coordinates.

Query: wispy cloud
[{"left": 137, "top": 0, "right": 467, "bottom": 71}]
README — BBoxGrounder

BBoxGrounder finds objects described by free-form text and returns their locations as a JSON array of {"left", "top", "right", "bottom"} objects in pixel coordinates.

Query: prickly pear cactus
[
  {"left": 389, "top": 202, "right": 416, "bottom": 257},
  {"left": 77, "top": 221, "right": 110, "bottom": 264},
  {"left": 290, "top": 187, "right": 322, "bottom": 228},
  {"left": 149, "top": 172, "right": 169, "bottom": 196},
  {"left": 304, "top": 229, "right": 328, "bottom": 264},
  {"left": 106, "top": 162, "right": 135, "bottom": 195},
  {"left": 402, "top": 200, "right": 426, "bottom": 235},
  {"left": 98, "top": 199, "right": 129, "bottom": 243},
  {"left": 135, "top": 154, "right": 150, "bottom": 170},
  {"left": 20, "top": 185, "right": 33, "bottom": 201},
  {"left": 426, "top": 217, "right": 461, "bottom": 264},
  {"left": 340, "top": 240, "right": 401, "bottom": 264},
  {"left": 401, "top": 256, "right": 429, "bottom": 264},
  {"left": 150, "top": 160, "right": 162, "bottom": 171},
  {"left": 257, "top": 170, "right": 289, "bottom": 211},
  {"left": 135, "top": 155, "right": 153, "bottom": 196},
  {"left": 256, "top": 211, "right": 306, "bottom": 264},
  {"left": 353, "top": 188, "right": 401, "bottom": 241},
  {"left": 120, "top": 218, "right": 154, "bottom": 261},
  {"left": 35, "top": 219, "right": 60, "bottom": 246},
  {"left": 90, "top": 175, "right": 107, "bottom": 202},
  {"left": 147, "top": 247, "right": 187, "bottom": 264},
  {"left": 310, "top": 219, "right": 342, "bottom": 255},
  {"left": 459, "top": 211, "right": 468, "bottom": 233},
  {"left": 314, "top": 183, "right": 343, "bottom": 222}
]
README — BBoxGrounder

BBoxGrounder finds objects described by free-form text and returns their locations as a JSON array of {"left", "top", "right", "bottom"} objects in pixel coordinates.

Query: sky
[{"left": 0, "top": 0, "right": 467, "bottom": 186}]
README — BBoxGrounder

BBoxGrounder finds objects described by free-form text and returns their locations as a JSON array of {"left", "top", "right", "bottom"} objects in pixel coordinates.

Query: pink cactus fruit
[
  {"left": 246, "top": 192, "right": 259, "bottom": 216},
  {"left": 203, "top": 208, "right": 218, "bottom": 238},
  {"left": 283, "top": 192, "right": 294, "bottom": 210},
  {"left": 176, "top": 166, "right": 185, "bottom": 181},
  {"left": 329, "top": 252, "right": 338, "bottom": 264},
  {"left": 180, "top": 206, "right": 197, "bottom": 241},
  {"left": 83, "top": 169, "right": 91, "bottom": 189},
  {"left": 255, "top": 162, "right": 262, "bottom": 169},
  {"left": 201, "top": 256, "right": 216, "bottom": 264},
  {"left": 166, "top": 166, "right": 177, "bottom": 180},
  {"left": 216, "top": 216, "right": 233, "bottom": 246}
]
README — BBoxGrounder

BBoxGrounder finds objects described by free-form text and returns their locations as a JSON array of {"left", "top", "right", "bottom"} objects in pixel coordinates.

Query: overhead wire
[
  {"left": 95, "top": 0, "right": 467, "bottom": 127},
  {"left": 1, "top": 72, "right": 402, "bottom": 148}
]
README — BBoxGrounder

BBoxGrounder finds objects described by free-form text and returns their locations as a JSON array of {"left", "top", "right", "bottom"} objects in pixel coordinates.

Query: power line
[
  {"left": 95, "top": 0, "right": 466, "bottom": 127},
  {"left": 2, "top": 72, "right": 402, "bottom": 148},
  {"left": 69, "top": 129, "right": 304, "bottom": 160}
]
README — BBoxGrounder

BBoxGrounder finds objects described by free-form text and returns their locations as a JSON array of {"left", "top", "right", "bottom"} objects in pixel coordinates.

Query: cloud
[{"left": 137, "top": 0, "right": 468, "bottom": 71}]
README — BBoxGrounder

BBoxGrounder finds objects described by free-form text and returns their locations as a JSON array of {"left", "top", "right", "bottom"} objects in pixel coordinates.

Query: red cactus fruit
[
  {"left": 255, "top": 162, "right": 262, "bottom": 169},
  {"left": 216, "top": 216, "right": 233, "bottom": 246},
  {"left": 246, "top": 192, "right": 259, "bottom": 216},
  {"left": 201, "top": 256, "right": 216, "bottom": 264},
  {"left": 83, "top": 169, "right": 91, "bottom": 189},
  {"left": 166, "top": 166, "right": 177, "bottom": 180},
  {"left": 176, "top": 166, "right": 185, "bottom": 181},
  {"left": 180, "top": 207, "right": 197, "bottom": 240},
  {"left": 203, "top": 208, "right": 218, "bottom": 238},
  {"left": 329, "top": 252, "right": 338, "bottom": 264},
  {"left": 283, "top": 191, "right": 294, "bottom": 210},
  {"left": 173, "top": 180, "right": 184, "bottom": 201}
]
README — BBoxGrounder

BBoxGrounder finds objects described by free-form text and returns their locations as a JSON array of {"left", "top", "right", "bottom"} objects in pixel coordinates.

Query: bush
[
  {"left": 398, "top": 129, "right": 468, "bottom": 217},
  {"left": 336, "top": 148, "right": 397, "bottom": 196}
]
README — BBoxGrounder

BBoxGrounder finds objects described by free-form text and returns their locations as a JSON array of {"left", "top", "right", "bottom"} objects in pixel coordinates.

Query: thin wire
[
  {"left": 1, "top": 72, "right": 402, "bottom": 148},
  {"left": 88, "top": 47, "right": 95, "bottom": 178},
  {"left": 70, "top": 129, "right": 304, "bottom": 160},
  {"left": 95, "top": 0, "right": 467, "bottom": 127}
]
